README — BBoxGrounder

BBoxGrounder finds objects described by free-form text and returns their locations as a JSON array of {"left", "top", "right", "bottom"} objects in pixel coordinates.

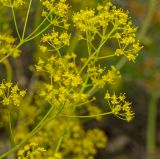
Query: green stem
[
  {"left": 0, "top": 22, "right": 51, "bottom": 63},
  {"left": 115, "top": 57, "right": 127, "bottom": 70},
  {"left": 79, "top": 75, "right": 89, "bottom": 93},
  {"left": 67, "top": 31, "right": 81, "bottom": 53},
  {"left": 55, "top": 120, "right": 68, "bottom": 153},
  {"left": 33, "top": 0, "right": 42, "bottom": 35},
  {"left": 54, "top": 97, "right": 108, "bottom": 154},
  {"left": 26, "top": 11, "right": 52, "bottom": 40},
  {"left": 22, "top": 0, "right": 33, "bottom": 40},
  {"left": 87, "top": 86, "right": 97, "bottom": 96},
  {"left": 0, "top": 41, "right": 24, "bottom": 63},
  {"left": 8, "top": 107, "right": 15, "bottom": 146},
  {"left": 95, "top": 26, "right": 117, "bottom": 56},
  {"left": 59, "top": 111, "right": 112, "bottom": 118},
  {"left": 0, "top": 105, "right": 55, "bottom": 159},
  {"left": 2, "top": 59, "right": 12, "bottom": 81},
  {"left": 79, "top": 27, "right": 117, "bottom": 74},
  {"left": 10, "top": 0, "right": 21, "bottom": 40},
  {"left": 24, "top": 23, "right": 52, "bottom": 42},
  {"left": 147, "top": 93, "right": 158, "bottom": 158},
  {"left": 98, "top": 54, "right": 116, "bottom": 60},
  {"left": 138, "top": 0, "right": 157, "bottom": 41},
  {"left": 86, "top": 31, "right": 91, "bottom": 56}
]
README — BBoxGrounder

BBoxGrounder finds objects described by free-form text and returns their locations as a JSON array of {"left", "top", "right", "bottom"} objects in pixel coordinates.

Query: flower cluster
[
  {"left": 0, "top": 1, "right": 143, "bottom": 159},
  {"left": 31, "top": 118, "right": 107, "bottom": 159},
  {"left": 73, "top": 2, "right": 127, "bottom": 32},
  {"left": 52, "top": 153, "right": 63, "bottom": 159},
  {"left": 73, "top": 2, "right": 130, "bottom": 33},
  {"left": 114, "top": 33, "right": 142, "bottom": 62},
  {"left": 0, "top": 0, "right": 25, "bottom": 8},
  {"left": 36, "top": 54, "right": 82, "bottom": 87},
  {"left": 41, "top": 29, "right": 71, "bottom": 50},
  {"left": 39, "top": 83, "right": 89, "bottom": 110},
  {"left": 35, "top": 53, "right": 94, "bottom": 110},
  {"left": 105, "top": 91, "right": 134, "bottom": 122},
  {"left": 73, "top": 2, "right": 143, "bottom": 62},
  {"left": 86, "top": 104, "right": 103, "bottom": 121},
  {"left": 62, "top": 125, "right": 107, "bottom": 159},
  {"left": 87, "top": 65, "right": 121, "bottom": 88},
  {"left": 41, "top": 0, "right": 69, "bottom": 29},
  {"left": 39, "top": 84, "right": 68, "bottom": 107},
  {"left": 73, "top": 9, "right": 97, "bottom": 32},
  {"left": 12, "top": 0, "right": 25, "bottom": 7},
  {"left": 0, "top": 33, "right": 21, "bottom": 58},
  {"left": 0, "top": 81, "right": 26, "bottom": 107},
  {"left": 17, "top": 143, "right": 47, "bottom": 159}
]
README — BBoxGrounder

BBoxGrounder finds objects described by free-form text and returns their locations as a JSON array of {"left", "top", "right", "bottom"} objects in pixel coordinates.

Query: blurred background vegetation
[{"left": 0, "top": 0, "right": 160, "bottom": 159}]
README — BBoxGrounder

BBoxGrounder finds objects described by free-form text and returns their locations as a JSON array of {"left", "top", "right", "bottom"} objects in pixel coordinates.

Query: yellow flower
[
  {"left": 17, "top": 143, "right": 47, "bottom": 159},
  {"left": 73, "top": 2, "right": 143, "bottom": 62},
  {"left": 41, "top": 30, "right": 71, "bottom": 50},
  {"left": 0, "top": 33, "right": 21, "bottom": 58},
  {"left": 39, "top": 45, "right": 48, "bottom": 53},
  {"left": 54, "top": 152, "right": 62, "bottom": 159},
  {"left": 40, "top": 0, "right": 69, "bottom": 28},
  {"left": 0, "top": 81, "right": 26, "bottom": 107},
  {"left": 0, "top": 0, "right": 25, "bottom": 8},
  {"left": 13, "top": 0, "right": 25, "bottom": 8},
  {"left": 105, "top": 91, "right": 134, "bottom": 122}
]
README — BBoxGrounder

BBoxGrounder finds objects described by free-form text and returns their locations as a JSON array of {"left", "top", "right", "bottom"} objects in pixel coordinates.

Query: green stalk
[
  {"left": 2, "top": 59, "right": 12, "bottom": 82},
  {"left": 0, "top": 105, "right": 54, "bottom": 159},
  {"left": 59, "top": 112, "right": 113, "bottom": 118},
  {"left": 55, "top": 120, "right": 69, "bottom": 154},
  {"left": 147, "top": 93, "right": 158, "bottom": 158},
  {"left": 8, "top": 107, "right": 16, "bottom": 146},
  {"left": 67, "top": 31, "right": 81, "bottom": 53},
  {"left": 22, "top": 0, "right": 33, "bottom": 40},
  {"left": 115, "top": 57, "right": 127, "bottom": 70},
  {"left": 0, "top": 40, "right": 24, "bottom": 63},
  {"left": 138, "top": 0, "right": 157, "bottom": 41},
  {"left": 137, "top": 0, "right": 157, "bottom": 157},
  {"left": 24, "top": 23, "right": 52, "bottom": 42},
  {"left": 10, "top": 0, "right": 21, "bottom": 40}
]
